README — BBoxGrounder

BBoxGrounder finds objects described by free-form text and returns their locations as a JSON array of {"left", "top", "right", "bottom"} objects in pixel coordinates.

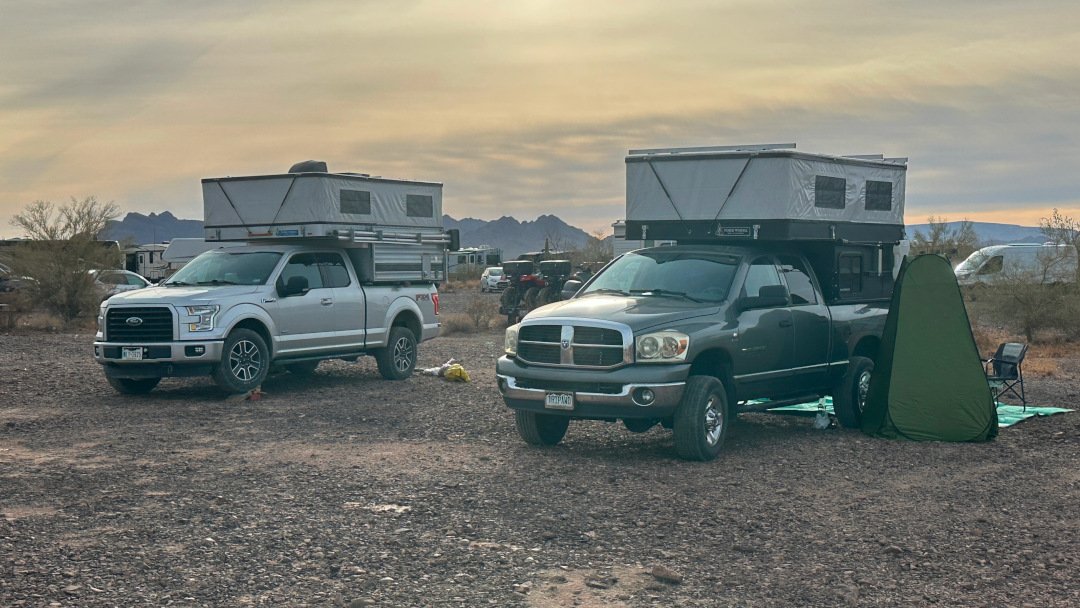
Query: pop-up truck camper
[
  {"left": 497, "top": 144, "right": 905, "bottom": 460},
  {"left": 94, "top": 161, "right": 459, "bottom": 395}
]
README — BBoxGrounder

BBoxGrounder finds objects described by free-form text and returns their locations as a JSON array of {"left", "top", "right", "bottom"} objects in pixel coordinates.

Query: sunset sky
[{"left": 2, "top": 0, "right": 1079, "bottom": 238}]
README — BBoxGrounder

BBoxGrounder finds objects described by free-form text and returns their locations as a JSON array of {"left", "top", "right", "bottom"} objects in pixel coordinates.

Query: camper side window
[
  {"left": 814, "top": 176, "right": 846, "bottom": 209},
  {"left": 838, "top": 254, "right": 863, "bottom": 296},
  {"left": 865, "top": 180, "right": 893, "bottom": 211},
  {"left": 340, "top": 190, "right": 371, "bottom": 215},
  {"left": 406, "top": 194, "right": 434, "bottom": 217}
]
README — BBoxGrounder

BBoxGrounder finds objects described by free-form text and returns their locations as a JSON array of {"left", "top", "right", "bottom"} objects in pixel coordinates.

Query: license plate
[
  {"left": 121, "top": 347, "right": 144, "bottom": 361},
  {"left": 544, "top": 392, "right": 574, "bottom": 411}
]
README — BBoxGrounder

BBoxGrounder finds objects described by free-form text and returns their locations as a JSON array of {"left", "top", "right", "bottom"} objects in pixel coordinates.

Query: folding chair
[{"left": 985, "top": 342, "right": 1028, "bottom": 409}]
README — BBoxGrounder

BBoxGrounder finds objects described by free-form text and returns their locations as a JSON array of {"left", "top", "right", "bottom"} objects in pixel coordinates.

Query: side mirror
[
  {"left": 737, "top": 284, "right": 789, "bottom": 311},
  {"left": 561, "top": 279, "right": 583, "bottom": 299},
  {"left": 278, "top": 275, "right": 310, "bottom": 297}
]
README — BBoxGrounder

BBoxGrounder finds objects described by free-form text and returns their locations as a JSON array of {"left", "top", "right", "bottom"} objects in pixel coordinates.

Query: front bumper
[
  {"left": 496, "top": 356, "right": 688, "bottom": 419},
  {"left": 94, "top": 340, "right": 225, "bottom": 366}
]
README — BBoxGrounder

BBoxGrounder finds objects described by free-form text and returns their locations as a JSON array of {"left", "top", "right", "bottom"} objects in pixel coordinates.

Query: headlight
[
  {"left": 185, "top": 305, "right": 220, "bottom": 332},
  {"left": 635, "top": 330, "right": 689, "bottom": 362},
  {"left": 97, "top": 304, "right": 107, "bottom": 334},
  {"left": 505, "top": 323, "right": 520, "bottom": 356}
]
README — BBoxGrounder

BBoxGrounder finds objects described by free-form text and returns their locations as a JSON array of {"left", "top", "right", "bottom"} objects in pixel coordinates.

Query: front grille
[
  {"left": 106, "top": 306, "right": 174, "bottom": 342},
  {"left": 516, "top": 323, "right": 627, "bottom": 368},
  {"left": 515, "top": 378, "right": 624, "bottom": 394}
]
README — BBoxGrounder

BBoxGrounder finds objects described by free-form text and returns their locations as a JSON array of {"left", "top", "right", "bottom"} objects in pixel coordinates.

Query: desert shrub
[
  {"left": 439, "top": 313, "right": 476, "bottom": 336},
  {"left": 975, "top": 280, "right": 1078, "bottom": 342},
  {"left": 463, "top": 295, "right": 498, "bottom": 329}
]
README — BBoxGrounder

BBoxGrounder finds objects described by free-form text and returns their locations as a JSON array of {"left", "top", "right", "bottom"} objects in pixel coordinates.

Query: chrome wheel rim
[
  {"left": 704, "top": 394, "right": 724, "bottom": 446},
  {"left": 229, "top": 338, "right": 262, "bottom": 382},
  {"left": 856, "top": 370, "right": 872, "bottom": 412},
  {"left": 392, "top": 336, "right": 414, "bottom": 373}
]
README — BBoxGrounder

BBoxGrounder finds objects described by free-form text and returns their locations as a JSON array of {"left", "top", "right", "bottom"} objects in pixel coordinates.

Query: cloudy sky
[{"left": 2, "top": 0, "right": 1078, "bottom": 237}]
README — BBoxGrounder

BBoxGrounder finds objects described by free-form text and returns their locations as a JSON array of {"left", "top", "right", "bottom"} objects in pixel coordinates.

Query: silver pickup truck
[{"left": 94, "top": 242, "right": 440, "bottom": 394}]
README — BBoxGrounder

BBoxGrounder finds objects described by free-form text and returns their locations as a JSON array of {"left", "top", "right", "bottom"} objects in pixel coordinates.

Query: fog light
[
  {"left": 634, "top": 388, "right": 656, "bottom": 406},
  {"left": 94, "top": 346, "right": 101, "bottom": 356},
  {"left": 185, "top": 345, "right": 206, "bottom": 357}
]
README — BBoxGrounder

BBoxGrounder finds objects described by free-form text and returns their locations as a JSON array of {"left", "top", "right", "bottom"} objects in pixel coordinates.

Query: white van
[{"left": 955, "top": 243, "right": 1078, "bottom": 286}]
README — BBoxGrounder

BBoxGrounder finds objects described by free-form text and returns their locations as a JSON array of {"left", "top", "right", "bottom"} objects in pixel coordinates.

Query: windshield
[
  {"left": 955, "top": 250, "right": 990, "bottom": 273},
  {"left": 581, "top": 250, "right": 739, "bottom": 303},
  {"left": 165, "top": 250, "right": 282, "bottom": 286},
  {"left": 489, "top": 268, "right": 503, "bottom": 276}
]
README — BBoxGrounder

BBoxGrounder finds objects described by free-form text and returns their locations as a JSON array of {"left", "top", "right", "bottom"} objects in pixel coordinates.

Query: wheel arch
[
  {"left": 229, "top": 318, "right": 274, "bottom": 358},
  {"left": 688, "top": 347, "right": 736, "bottom": 404}
]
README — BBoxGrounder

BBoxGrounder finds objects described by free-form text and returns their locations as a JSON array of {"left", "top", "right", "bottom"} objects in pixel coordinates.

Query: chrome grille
[
  {"left": 106, "top": 306, "right": 174, "bottom": 342},
  {"left": 516, "top": 322, "right": 628, "bottom": 369}
]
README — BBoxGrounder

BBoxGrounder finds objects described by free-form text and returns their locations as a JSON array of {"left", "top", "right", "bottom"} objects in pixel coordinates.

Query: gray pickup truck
[
  {"left": 94, "top": 243, "right": 440, "bottom": 394},
  {"left": 497, "top": 243, "right": 888, "bottom": 460}
]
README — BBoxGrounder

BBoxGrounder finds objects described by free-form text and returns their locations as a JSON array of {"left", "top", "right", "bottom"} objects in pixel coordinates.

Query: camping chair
[{"left": 984, "top": 342, "right": 1028, "bottom": 409}]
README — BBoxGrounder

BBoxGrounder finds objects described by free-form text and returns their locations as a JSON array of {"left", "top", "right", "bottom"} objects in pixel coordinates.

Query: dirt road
[{"left": 1, "top": 294, "right": 1078, "bottom": 606}]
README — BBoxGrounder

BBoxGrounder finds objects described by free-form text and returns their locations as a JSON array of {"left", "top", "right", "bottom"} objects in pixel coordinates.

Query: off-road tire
[
  {"left": 523, "top": 287, "right": 541, "bottom": 310},
  {"left": 285, "top": 361, "right": 320, "bottom": 376},
  {"left": 538, "top": 284, "right": 561, "bottom": 306},
  {"left": 107, "top": 376, "right": 161, "bottom": 395},
  {"left": 833, "top": 356, "right": 874, "bottom": 429},
  {"left": 515, "top": 410, "right": 570, "bottom": 446},
  {"left": 501, "top": 286, "right": 520, "bottom": 310},
  {"left": 375, "top": 326, "right": 417, "bottom": 380},
  {"left": 213, "top": 329, "right": 270, "bottom": 395},
  {"left": 672, "top": 375, "right": 730, "bottom": 461},
  {"left": 623, "top": 418, "right": 658, "bottom": 434}
]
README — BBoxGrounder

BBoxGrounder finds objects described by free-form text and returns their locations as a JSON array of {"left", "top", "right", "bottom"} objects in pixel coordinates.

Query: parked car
[
  {"left": 90, "top": 269, "right": 151, "bottom": 300},
  {"left": 480, "top": 266, "right": 506, "bottom": 292}
]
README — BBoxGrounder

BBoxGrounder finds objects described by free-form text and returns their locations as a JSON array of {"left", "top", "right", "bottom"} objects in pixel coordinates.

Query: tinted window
[
  {"left": 742, "top": 257, "right": 783, "bottom": 298},
  {"left": 280, "top": 253, "right": 325, "bottom": 290},
  {"left": 778, "top": 255, "right": 817, "bottom": 305},
  {"left": 815, "top": 175, "right": 846, "bottom": 209},
  {"left": 979, "top": 255, "right": 1004, "bottom": 275},
  {"left": 865, "top": 180, "right": 892, "bottom": 211},
  {"left": 340, "top": 189, "right": 371, "bottom": 214},
  {"left": 126, "top": 273, "right": 148, "bottom": 286},
  {"left": 318, "top": 253, "right": 351, "bottom": 287},
  {"left": 406, "top": 194, "right": 434, "bottom": 217},
  {"left": 838, "top": 254, "right": 863, "bottom": 295}
]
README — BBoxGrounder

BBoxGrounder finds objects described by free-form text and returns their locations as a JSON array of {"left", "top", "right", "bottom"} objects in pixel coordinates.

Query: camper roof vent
[{"left": 288, "top": 160, "right": 328, "bottom": 173}]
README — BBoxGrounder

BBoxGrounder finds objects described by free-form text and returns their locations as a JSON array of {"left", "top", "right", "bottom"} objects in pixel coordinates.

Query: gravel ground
[{"left": 1, "top": 291, "right": 1078, "bottom": 607}]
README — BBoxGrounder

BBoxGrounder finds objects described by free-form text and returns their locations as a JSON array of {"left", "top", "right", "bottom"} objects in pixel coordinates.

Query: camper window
[
  {"left": 838, "top": 253, "right": 863, "bottom": 295},
  {"left": 340, "top": 190, "right": 372, "bottom": 215},
  {"left": 865, "top": 181, "right": 893, "bottom": 211},
  {"left": 406, "top": 194, "right": 434, "bottom": 217},
  {"left": 778, "top": 255, "right": 817, "bottom": 305},
  {"left": 978, "top": 255, "right": 1003, "bottom": 275},
  {"left": 814, "top": 176, "right": 846, "bottom": 209}
]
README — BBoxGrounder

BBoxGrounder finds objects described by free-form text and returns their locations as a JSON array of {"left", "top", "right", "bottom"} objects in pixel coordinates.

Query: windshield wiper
[
  {"left": 164, "top": 280, "right": 191, "bottom": 286},
  {"left": 196, "top": 279, "right": 240, "bottom": 286},
  {"left": 586, "top": 288, "right": 630, "bottom": 296},
  {"left": 629, "top": 289, "right": 704, "bottom": 303}
]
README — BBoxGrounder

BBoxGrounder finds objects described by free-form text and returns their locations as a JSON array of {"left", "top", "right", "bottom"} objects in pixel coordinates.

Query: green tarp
[{"left": 860, "top": 255, "right": 999, "bottom": 441}]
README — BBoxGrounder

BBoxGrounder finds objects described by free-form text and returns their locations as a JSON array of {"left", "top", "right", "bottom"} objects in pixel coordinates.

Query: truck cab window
[
  {"left": 778, "top": 255, "right": 817, "bottom": 305},
  {"left": 318, "top": 253, "right": 351, "bottom": 287},
  {"left": 280, "top": 253, "right": 325, "bottom": 290},
  {"left": 742, "top": 257, "right": 783, "bottom": 298}
]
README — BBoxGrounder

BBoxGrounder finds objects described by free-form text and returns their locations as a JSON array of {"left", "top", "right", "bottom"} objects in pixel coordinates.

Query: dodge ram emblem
[
  {"left": 125, "top": 316, "right": 144, "bottom": 326},
  {"left": 561, "top": 339, "right": 570, "bottom": 350}
]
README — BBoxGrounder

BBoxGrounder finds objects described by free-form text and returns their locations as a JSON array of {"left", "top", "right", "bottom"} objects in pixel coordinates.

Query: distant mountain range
[
  {"left": 906, "top": 221, "right": 1047, "bottom": 244},
  {"left": 101, "top": 212, "right": 1048, "bottom": 256}
]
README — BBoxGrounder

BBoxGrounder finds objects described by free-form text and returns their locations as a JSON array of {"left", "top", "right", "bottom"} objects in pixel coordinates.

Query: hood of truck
[
  {"left": 524, "top": 294, "right": 722, "bottom": 331},
  {"left": 105, "top": 284, "right": 263, "bottom": 306}
]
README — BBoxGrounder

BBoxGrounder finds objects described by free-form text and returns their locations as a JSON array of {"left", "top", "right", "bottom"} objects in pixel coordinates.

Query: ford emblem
[{"left": 125, "top": 316, "right": 144, "bottom": 326}]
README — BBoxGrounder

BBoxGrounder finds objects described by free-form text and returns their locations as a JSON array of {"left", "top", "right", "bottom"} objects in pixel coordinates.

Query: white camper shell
[
  {"left": 955, "top": 243, "right": 1078, "bottom": 286},
  {"left": 625, "top": 144, "right": 906, "bottom": 243},
  {"left": 202, "top": 166, "right": 455, "bottom": 283}
]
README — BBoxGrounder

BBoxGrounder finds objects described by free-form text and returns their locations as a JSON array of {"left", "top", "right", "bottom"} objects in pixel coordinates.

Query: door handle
[
  {"left": 321, "top": 298, "right": 333, "bottom": 306},
  {"left": 779, "top": 319, "right": 793, "bottom": 328}
]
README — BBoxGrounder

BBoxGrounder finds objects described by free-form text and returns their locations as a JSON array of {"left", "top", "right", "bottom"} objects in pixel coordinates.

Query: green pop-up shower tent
[{"left": 861, "top": 254, "right": 998, "bottom": 441}]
